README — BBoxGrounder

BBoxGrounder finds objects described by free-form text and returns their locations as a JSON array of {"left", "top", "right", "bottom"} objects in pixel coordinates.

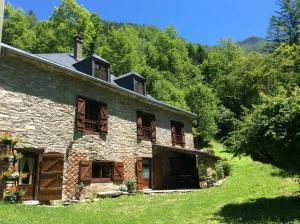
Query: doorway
[
  {"left": 18, "top": 152, "right": 38, "bottom": 201},
  {"left": 137, "top": 157, "right": 152, "bottom": 190}
]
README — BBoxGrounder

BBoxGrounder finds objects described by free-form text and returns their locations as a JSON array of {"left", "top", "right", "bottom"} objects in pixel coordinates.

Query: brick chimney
[
  {"left": 0, "top": 0, "right": 4, "bottom": 55},
  {"left": 73, "top": 36, "right": 83, "bottom": 61}
]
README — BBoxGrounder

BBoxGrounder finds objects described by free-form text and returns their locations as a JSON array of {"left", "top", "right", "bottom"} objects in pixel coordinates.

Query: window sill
[{"left": 91, "top": 178, "right": 112, "bottom": 183}]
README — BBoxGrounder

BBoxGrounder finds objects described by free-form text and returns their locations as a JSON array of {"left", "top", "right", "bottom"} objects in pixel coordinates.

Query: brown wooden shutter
[
  {"left": 171, "top": 123, "right": 176, "bottom": 146},
  {"left": 112, "top": 162, "right": 124, "bottom": 181},
  {"left": 79, "top": 160, "right": 92, "bottom": 183},
  {"left": 38, "top": 152, "right": 64, "bottom": 201},
  {"left": 137, "top": 112, "right": 143, "bottom": 140},
  {"left": 150, "top": 116, "right": 156, "bottom": 143},
  {"left": 77, "top": 97, "right": 86, "bottom": 131},
  {"left": 136, "top": 157, "right": 143, "bottom": 190},
  {"left": 181, "top": 126, "right": 185, "bottom": 146},
  {"left": 99, "top": 104, "right": 109, "bottom": 134}
]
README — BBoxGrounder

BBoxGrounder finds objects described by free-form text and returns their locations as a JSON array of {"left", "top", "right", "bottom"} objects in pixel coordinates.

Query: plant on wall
[{"left": 0, "top": 131, "right": 27, "bottom": 203}]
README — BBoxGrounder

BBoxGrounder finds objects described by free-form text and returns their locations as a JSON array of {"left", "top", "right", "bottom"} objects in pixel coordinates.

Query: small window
[
  {"left": 171, "top": 121, "right": 185, "bottom": 146},
  {"left": 92, "top": 161, "right": 112, "bottom": 182},
  {"left": 137, "top": 111, "right": 155, "bottom": 140},
  {"left": 94, "top": 63, "right": 108, "bottom": 81},
  {"left": 77, "top": 97, "right": 108, "bottom": 133},
  {"left": 134, "top": 79, "right": 145, "bottom": 95}
]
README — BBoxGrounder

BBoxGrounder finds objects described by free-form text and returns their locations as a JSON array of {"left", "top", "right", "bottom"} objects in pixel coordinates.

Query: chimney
[
  {"left": 0, "top": 0, "right": 4, "bottom": 56},
  {"left": 73, "top": 36, "right": 83, "bottom": 61}
]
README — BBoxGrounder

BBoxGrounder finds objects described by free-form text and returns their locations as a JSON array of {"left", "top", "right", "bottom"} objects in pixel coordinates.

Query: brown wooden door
[
  {"left": 142, "top": 159, "right": 151, "bottom": 189},
  {"left": 136, "top": 157, "right": 143, "bottom": 190},
  {"left": 154, "top": 157, "right": 162, "bottom": 189},
  {"left": 38, "top": 152, "right": 64, "bottom": 201}
]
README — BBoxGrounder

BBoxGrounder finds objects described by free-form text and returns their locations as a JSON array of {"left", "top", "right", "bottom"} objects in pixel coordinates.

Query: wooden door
[
  {"left": 154, "top": 157, "right": 162, "bottom": 189},
  {"left": 38, "top": 152, "right": 64, "bottom": 201},
  {"left": 142, "top": 159, "right": 151, "bottom": 189},
  {"left": 136, "top": 158, "right": 143, "bottom": 190}
]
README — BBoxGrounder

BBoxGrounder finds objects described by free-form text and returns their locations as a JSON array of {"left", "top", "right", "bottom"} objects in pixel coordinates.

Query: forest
[{"left": 2, "top": 0, "right": 300, "bottom": 169}]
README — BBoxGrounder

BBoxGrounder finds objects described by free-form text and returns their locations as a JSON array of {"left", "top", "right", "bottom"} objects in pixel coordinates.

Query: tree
[
  {"left": 186, "top": 84, "right": 219, "bottom": 147},
  {"left": 226, "top": 88, "right": 300, "bottom": 169},
  {"left": 267, "top": 0, "right": 300, "bottom": 45}
]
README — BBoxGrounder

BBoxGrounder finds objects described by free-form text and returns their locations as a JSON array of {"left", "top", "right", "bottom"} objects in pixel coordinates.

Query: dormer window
[
  {"left": 94, "top": 63, "right": 109, "bottom": 82},
  {"left": 134, "top": 78, "right": 145, "bottom": 95}
]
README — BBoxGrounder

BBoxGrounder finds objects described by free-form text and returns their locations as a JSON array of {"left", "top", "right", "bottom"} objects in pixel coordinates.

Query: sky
[{"left": 5, "top": 0, "right": 278, "bottom": 45}]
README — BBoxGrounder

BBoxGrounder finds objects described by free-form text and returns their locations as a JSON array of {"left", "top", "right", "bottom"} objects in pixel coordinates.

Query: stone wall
[{"left": 0, "top": 52, "right": 195, "bottom": 198}]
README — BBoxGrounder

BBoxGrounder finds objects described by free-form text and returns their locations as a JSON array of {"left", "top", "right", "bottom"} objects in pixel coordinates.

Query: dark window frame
[
  {"left": 91, "top": 161, "right": 113, "bottom": 183},
  {"left": 138, "top": 111, "right": 155, "bottom": 141},
  {"left": 171, "top": 120, "right": 185, "bottom": 146},
  {"left": 134, "top": 78, "right": 145, "bottom": 95},
  {"left": 78, "top": 97, "right": 107, "bottom": 134},
  {"left": 94, "top": 62, "right": 109, "bottom": 82}
]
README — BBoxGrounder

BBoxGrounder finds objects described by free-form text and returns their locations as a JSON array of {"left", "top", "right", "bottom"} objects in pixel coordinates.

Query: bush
[
  {"left": 124, "top": 178, "right": 137, "bottom": 193},
  {"left": 215, "top": 160, "right": 231, "bottom": 180},
  {"left": 226, "top": 88, "right": 300, "bottom": 169}
]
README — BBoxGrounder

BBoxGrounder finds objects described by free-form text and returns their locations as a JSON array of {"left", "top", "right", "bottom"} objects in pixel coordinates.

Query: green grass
[{"left": 0, "top": 142, "right": 299, "bottom": 224}]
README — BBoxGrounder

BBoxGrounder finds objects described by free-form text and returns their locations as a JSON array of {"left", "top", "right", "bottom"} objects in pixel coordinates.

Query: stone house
[{"left": 0, "top": 39, "right": 217, "bottom": 201}]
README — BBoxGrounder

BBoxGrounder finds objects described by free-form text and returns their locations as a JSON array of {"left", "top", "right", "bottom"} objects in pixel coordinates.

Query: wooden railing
[
  {"left": 173, "top": 134, "right": 184, "bottom": 146},
  {"left": 141, "top": 126, "right": 151, "bottom": 139},
  {"left": 84, "top": 119, "right": 98, "bottom": 132}
]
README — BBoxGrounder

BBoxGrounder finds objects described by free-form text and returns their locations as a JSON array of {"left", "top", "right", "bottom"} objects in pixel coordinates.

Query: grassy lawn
[{"left": 0, "top": 142, "right": 299, "bottom": 224}]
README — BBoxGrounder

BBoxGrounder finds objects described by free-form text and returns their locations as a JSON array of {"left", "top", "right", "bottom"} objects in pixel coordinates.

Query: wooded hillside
[{"left": 2, "top": 0, "right": 300, "bottom": 167}]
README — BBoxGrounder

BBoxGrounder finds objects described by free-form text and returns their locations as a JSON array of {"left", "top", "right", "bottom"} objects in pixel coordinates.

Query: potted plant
[
  {"left": 3, "top": 186, "right": 26, "bottom": 203},
  {"left": 0, "top": 132, "right": 13, "bottom": 146},
  {"left": 0, "top": 167, "right": 28, "bottom": 183}
]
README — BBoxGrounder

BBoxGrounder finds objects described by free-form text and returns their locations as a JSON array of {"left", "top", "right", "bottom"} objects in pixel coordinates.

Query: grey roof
[
  {"left": 1, "top": 43, "right": 196, "bottom": 118},
  {"left": 37, "top": 53, "right": 78, "bottom": 70},
  {"left": 114, "top": 71, "right": 146, "bottom": 81}
]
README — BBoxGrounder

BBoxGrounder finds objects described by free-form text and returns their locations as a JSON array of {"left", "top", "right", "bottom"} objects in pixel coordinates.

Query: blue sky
[{"left": 5, "top": 0, "right": 277, "bottom": 45}]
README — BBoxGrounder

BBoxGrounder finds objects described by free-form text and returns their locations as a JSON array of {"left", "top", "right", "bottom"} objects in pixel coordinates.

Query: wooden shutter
[
  {"left": 99, "top": 104, "right": 109, "bottom": 134},
  {"left": 171, "top": 123, "right": 176, "bottom": 146},
  {"left": 38, "top": 152, "right": 64, "bottom": 201},
  {"left": 181, "top": 126, "right": 185, "bottom": 146},
  {"left": 79, "top": 160, "right": 92, "bottom": 183},
  {"left": 137, "top": 112, "right": 143, "bottom": 140},
  {"left": 77, "top": 97, "right": 86, "bottom": 131},
  {"left": 112, "top": 162, "right": 124, "bottom": 181},
  {"left": 136, "top": 157, "right": 143, "bottom": 190},
  {"left": 150, "top": 116, "right": 156, "bottom": 143}
]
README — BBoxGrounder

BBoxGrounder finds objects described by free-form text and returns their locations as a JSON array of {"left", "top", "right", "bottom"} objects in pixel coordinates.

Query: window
[
  {"left": 137, "top": 111, "right": 156, "bottom": 142},
  {"left": 92, "top": 161, "right": 112, "bottom": 182},
  {"left": 171, "top": 121, "right": 185, "bottom": 146},
  {"left": 77, "top": 97, "right": 108, "bottom": 134},
  {"left": 94, "top": 63, "right": 108, "bottom": 81},
  {"left": 134, "top": 79, "right": 145, "bottom": 95}
]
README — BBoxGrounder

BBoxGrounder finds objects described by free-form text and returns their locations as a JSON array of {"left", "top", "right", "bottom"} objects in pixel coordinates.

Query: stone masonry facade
[{"left": 0, "top": 50, "right": 195, "bottom": 199}]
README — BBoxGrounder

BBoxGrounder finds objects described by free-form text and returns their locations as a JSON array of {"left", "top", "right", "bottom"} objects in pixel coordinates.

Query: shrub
[
  {"left": 215, "top": 160, "right": 231, "bottom": 180},
  {"left": 226, "top": 88, "right": 300, "bottom": 169},
  {"left": 124, "top": 178, "right": 137, "bottom": 193}
]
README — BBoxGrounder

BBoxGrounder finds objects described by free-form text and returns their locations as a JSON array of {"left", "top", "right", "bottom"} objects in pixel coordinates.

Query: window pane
[
  {"left": 92, "top": 163, "right": 101, "bottom": 178},
  {"left": 95, "top": 63, "right": 108, "bottom": 81},
  {"left": 142, "top": 160, "right": 150, "bottom": 178},
  {"left": 102, "top": 165, "right": 111, "bottom": 178}
]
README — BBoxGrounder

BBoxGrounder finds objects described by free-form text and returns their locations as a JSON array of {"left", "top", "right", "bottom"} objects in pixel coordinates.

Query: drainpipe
[{"left": 0, "top": 0, "right": 4, "bottom": 56}]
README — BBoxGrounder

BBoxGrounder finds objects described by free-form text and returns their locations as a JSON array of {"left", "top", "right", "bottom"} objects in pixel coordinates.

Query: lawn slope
[{"left": 0, "top": 143, "right": 299, "bottom": 224}]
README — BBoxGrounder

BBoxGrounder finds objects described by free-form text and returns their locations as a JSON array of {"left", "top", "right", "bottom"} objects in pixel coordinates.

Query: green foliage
[
  {"left": 267, "top": 0, "right": 300, "bottom": 45},
  {"left": 186, "top": 84, "right": 219, "bottom": 147},
  {"left": 124, "top": 178, "right": 137, "bottom": 193},
  {"left": 215, "top": 160, "right": 231, "bottom": 180},
  {"left": 227, "top": 88, "right": 300, "bottom": 169}
]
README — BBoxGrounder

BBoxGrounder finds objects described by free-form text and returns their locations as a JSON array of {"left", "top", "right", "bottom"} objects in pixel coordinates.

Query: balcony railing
[
  {"left": 141, "top": 126, "right": 151, "bottom": 139},
  {"left": 84, "top": 119, "right": 98, "bottom": 132},
  {"left": 174, "top": 134, "right": 184, "bottom": 146}
]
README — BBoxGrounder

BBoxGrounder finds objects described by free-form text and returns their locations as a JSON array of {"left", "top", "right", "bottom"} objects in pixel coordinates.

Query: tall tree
[{"left": 267, "top": 0, "right": 300, "bottom": 44}]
